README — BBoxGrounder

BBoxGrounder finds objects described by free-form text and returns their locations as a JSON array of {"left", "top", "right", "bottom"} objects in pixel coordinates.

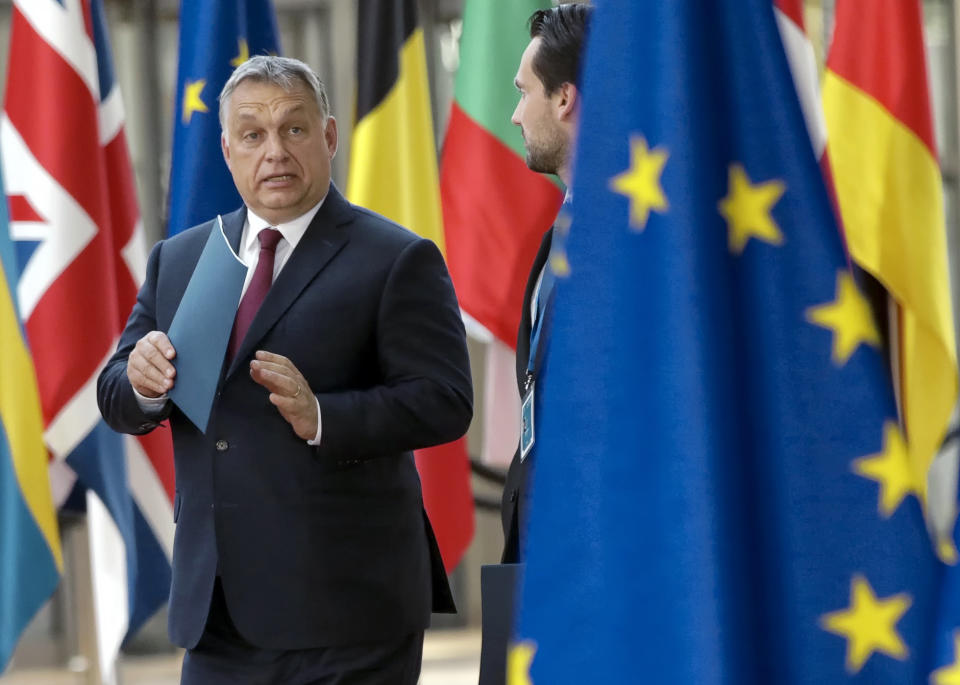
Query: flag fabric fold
[
  {"left": 823, "top": 0, "right": 958, "bottom": 515},
  {"left": 2, "top": 0, "right": 175, "bottom": 675},
  {"left": 347, "top": 0, "right": 474, "bottom": 571},
  {"left": 510, "top": 1, "right": 942, "bottom": 682},
  {"left": 168, "top": 0, "right": 281, "bottom": 237}
]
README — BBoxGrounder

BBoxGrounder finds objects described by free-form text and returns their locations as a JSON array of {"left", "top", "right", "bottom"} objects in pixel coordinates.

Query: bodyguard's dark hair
[{"left": 528, "top": 3, "right": 593, "bottom": 96}]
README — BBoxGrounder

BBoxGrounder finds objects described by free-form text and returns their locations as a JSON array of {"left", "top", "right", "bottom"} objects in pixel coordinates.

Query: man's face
[
  {"left": 221, "top": 79, "right": 338, "bottom": 225},
  {"left": 511, "top": 37, "right": 567, "bottom": 175}
]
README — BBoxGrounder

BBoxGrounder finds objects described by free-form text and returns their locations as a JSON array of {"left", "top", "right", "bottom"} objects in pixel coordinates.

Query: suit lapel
[
  {"left": 226, "top": 185, "right": 354, "bottom": 379},
  {"left": 516, "top": 227, "right": 554, "bottom": 387}
]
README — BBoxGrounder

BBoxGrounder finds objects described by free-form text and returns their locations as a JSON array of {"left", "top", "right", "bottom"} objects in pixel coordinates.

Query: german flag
[
  {"left": 347, "top": 0, "right": 474, "bottom": 572},
  {"left": 823, "top": 0, "right": 958, "bottom": 539}
]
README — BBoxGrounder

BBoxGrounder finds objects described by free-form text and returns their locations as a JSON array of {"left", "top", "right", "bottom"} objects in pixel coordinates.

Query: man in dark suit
[
  {"left": 478, "top": 8, "right": 593, "bottom": 684},
  {"left": 97, "top": 55, "right": 472, "bottom": 684},
  {"left": 501, "top": 3, "right": 593, "bottom": 564}
]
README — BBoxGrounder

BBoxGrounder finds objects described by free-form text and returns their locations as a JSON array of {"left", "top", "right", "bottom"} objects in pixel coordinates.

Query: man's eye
[
  {"left": 243, "top": 131, "right": 260, "bottom": 141},
  {"left": 290, "top": 127, "right": 303, "bottom": 135}
]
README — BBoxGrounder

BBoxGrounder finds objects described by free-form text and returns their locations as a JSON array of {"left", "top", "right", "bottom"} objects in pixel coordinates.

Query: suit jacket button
[
  {"left": 510, "top": 489, "right": 518, "bottom": 502},
  {"left": 215, "top": 439, "right": 229, "bottom": 452}
]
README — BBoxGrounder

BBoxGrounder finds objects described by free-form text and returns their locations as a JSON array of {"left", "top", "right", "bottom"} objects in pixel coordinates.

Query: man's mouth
[{"left": 263, "top": 174, "right": 295, "bottom": 183}]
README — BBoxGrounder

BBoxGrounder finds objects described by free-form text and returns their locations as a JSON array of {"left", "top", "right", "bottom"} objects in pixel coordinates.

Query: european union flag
[
  {"left": 168, "top": 0, "right": 281, "bottom": 236},
  {"left": 510, "top": 1, "right": 942, "bottom": 683}
]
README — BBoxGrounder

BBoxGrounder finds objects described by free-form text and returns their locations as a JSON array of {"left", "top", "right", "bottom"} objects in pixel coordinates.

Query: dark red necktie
[{"left": 226, "top": 228, "right": 283, "bottom": 364}]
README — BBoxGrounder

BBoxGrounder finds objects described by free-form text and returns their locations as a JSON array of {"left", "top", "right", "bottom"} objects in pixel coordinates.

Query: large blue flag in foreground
[
  {"left": 168, "top": 0, "right": 280, "bottom": 236},
  {"left": 510, "top": 1, "right": 943, "bottom": 683}
]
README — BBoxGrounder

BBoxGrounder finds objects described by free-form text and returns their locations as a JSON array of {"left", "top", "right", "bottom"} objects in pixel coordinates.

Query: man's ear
[
  {"left": 221, "top": 132, "right": 231, "bottom": 167},
  {"left": 324, "top": 116, "right": 339, "bottom": 160},
  {"left": 555, "top": 82, "right": 579, "bottom": 122}
]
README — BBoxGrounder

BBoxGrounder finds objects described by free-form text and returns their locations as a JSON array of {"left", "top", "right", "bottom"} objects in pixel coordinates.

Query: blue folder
[{"left": 167, "top": 217, "right": 246, "bottom": 432}]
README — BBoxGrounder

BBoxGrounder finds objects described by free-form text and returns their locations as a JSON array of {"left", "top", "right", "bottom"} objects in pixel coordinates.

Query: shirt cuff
[
  {"left": 132, "top": 386, "right": 169, "bottom": 416},
  {"left": 307, "top": 396, "right": 322, "bottom": 445}
]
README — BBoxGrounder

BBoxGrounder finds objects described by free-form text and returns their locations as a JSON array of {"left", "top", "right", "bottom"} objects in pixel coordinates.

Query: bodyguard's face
[
  {"left": 511, "top": 37, "right": 566, "bottom": 176},
  {"left": 221, "top": 79, "right": 338, "bottom": 225}
]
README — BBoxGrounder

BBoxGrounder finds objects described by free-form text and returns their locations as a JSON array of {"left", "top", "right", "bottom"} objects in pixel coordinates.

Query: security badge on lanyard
[
  {"left": 521, "top": 207, "right": 566, "bottom": 462},
  {"left": 521, "top": 258, "right": 555, "bottom": 462},
  {"left": 520, "top": 373, "right": 535, "bottom": 461}
]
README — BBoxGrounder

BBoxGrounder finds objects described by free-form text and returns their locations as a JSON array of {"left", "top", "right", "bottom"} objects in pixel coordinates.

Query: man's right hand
[{"left": 127, "top": 331, "right": 177, "bottom": 398}]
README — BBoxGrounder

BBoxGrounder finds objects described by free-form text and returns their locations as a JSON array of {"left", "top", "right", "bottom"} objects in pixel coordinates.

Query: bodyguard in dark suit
[
  {"left": 97, "top": 56, "right": 472, "bottom": 684},
  {"left": 479, "top": 7, "right": 592, "bottom": 685},
  {"left": 501, "top": 3, "right": 592, "bottom": 564},
  {"left": 500, "top": 228, "right": 552, "bottom": 563}
]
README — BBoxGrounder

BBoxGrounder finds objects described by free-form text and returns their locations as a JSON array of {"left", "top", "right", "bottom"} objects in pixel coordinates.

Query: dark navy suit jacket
[{"left": 97, "top": 185, "right": 473, "bottom": 650}]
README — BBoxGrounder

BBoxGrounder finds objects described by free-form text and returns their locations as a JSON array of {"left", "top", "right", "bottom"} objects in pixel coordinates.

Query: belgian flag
[{"left": 347, "top": 0, "right": 474, "bottom": 572}]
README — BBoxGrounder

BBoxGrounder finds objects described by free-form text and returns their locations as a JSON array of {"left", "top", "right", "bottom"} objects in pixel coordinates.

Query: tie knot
[{"left": 258, "top": 228, "right": 282, "bottom": 252}]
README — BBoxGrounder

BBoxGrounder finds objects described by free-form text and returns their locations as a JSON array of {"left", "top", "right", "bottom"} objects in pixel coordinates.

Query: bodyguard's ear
[{"left": 556, "top": 82, "right": 579, "bottom": 122}]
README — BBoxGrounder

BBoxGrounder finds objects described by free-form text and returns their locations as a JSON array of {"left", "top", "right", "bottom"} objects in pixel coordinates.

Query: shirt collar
[{"left": 243, "top": 193, "right": 327, "bottom": 255}]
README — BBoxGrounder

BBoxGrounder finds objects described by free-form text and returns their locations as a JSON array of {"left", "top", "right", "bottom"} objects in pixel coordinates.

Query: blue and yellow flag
[
  {"left": 0, "top": 154, "right": 61, "bottom": 668},
  {"left": 509, "top": 1, "right": 942, "bottom": 683},
  {"left": 168, "top": 0, "right": 281, "bottom": 236}
]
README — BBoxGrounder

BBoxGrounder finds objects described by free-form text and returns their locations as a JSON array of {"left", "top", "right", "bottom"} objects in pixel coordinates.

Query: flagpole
[
  {"left": 130, "top": 0, "right": 164, "bottom": 246},
  {"left": 61, "top": 516, "right": 109, "bottom": 685},
  {"left": 328, "top": 0, "right": 356, "bottom": 187}
]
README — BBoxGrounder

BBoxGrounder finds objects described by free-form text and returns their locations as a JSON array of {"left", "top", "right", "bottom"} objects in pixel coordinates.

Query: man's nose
[{"left": 264, "top": 131, "right": 289, "bottom": 161}]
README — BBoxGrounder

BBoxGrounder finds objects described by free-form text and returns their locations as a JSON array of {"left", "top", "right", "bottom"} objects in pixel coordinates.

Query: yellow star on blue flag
[
  {"left": 853, "top": 421, "right": 923, "bottom": 518},
  {"left": 820, "top": 574, "right": 912, "bottom": 674},
  {"left": 507, "top": 641, "right": 536, "bottom": 685},
  {"left": 230, "top": 38, "right": 250, "bottom": 67},
  {"left": 182, "top": 79, "right": 209, "bottom": 124},
  {"left": 609, "top": 135, "right": 669, "bottom": 231},
  {"left": 718, "top": 163, "right": 785, "bottom": 254},
  {"left": 806, "top": 271, "right": 881, "bottom": 366}
]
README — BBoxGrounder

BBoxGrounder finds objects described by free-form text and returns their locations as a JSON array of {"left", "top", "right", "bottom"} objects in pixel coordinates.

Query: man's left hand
[{"left": 250, "top": 351, "right": 318, "bottom": 441}]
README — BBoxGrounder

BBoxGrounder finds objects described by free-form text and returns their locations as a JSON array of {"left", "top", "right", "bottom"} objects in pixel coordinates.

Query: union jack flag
[{"left": 1, "top": 0, "right": 175, "bottom": 673}]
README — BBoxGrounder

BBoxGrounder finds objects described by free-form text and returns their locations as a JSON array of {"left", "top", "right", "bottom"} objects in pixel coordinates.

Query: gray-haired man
[{"left": 98, "top": 55, "right": 473, "bottom": 684}]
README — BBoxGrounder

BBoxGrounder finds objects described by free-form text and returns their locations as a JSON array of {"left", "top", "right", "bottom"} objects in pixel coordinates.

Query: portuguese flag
[
  {"left": 823, "top": 0, "right": 957, "bottom": 512},
  {"left": 440, "top": 0, "right": 564, "bottom": 350},
  {"left": 347, "top": 0, "right": 474, "bottom": 572}
]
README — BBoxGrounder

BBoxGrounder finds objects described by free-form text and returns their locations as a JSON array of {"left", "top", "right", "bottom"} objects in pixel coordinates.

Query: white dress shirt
[{"left": 134, "top": 196, "right": 327, "bottom": 445}]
